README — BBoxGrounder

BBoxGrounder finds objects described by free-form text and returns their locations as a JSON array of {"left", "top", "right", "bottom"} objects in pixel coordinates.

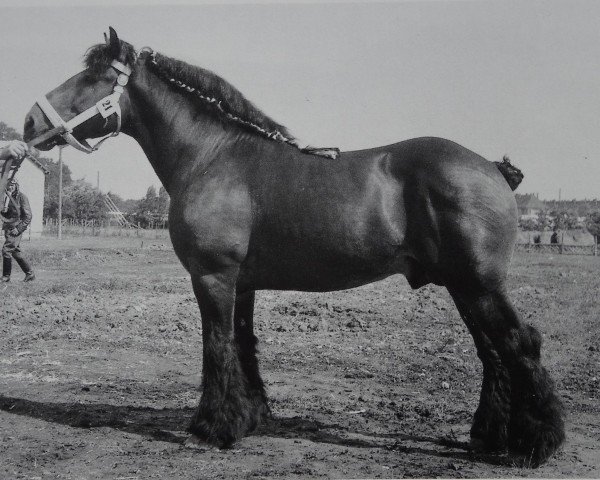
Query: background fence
[
  {"left": 42, "top": 218, "right": 170, "bottom": 239},
  {"left": 515, "top": 242, "right": 598, "bottom": 256},
  {"left": 36, "top": 220, "right": 600, "bottom": 256},
  {"left": 516, "top": 231, "right": 598, "bottom": 256}
]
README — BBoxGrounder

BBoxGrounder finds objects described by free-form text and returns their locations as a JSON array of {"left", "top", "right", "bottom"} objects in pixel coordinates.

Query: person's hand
[
  {"left": 9, "top": 228, "right": 19, "bottom": 236},
  {"left": 5, "top": 140, "right": 28, "bottom": 159}
]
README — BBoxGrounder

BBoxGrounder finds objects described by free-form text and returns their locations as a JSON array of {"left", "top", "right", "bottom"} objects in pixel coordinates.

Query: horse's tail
[{"left": 494, "top": 155, "right": 523, "bottom": 191}]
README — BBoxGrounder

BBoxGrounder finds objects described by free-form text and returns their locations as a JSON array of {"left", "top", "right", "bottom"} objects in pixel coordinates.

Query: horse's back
[{"left": 344, "top": 137, "right": 509, "bottom": 183}]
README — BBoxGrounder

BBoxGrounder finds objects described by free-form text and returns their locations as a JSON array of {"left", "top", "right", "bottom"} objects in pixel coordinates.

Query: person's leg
[
  {"left": 2, "top": 234, "right": 14, "bottom": 281},
  {"left": 14, "top": 253, "right": 34, "bottom": 281},
  {"left": 9, "top": 233, "right": 34, "bottom": 281}
]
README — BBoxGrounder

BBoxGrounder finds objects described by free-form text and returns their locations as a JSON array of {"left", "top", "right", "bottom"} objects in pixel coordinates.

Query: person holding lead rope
[{"left": 0, "top": 140, "right": 35, "bottom": 282}]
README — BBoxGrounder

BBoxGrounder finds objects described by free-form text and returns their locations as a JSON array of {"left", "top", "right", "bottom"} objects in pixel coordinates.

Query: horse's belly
[{"left": 240, "top": 243, "right": 412, "bottom": 292}]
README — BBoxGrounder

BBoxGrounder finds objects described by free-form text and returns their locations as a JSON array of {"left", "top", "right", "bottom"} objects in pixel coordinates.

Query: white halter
[{"left": 35, "top": 60, "right": 132, "bottom": 153}]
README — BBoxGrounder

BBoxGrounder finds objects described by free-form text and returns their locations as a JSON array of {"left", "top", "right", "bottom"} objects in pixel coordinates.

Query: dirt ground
[{"left": 0, "top": 236, "right": 598, "bottom": 479}]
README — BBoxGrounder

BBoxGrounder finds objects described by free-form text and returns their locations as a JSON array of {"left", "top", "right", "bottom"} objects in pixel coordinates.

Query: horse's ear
[{"left": 108, "top": 26, "right": 120, "bottom": 58}]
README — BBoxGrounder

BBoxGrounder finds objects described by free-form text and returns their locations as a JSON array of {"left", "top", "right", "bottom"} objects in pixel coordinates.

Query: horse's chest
[{"left": 170, "top": 187, "right": 253, "bottom": 257}]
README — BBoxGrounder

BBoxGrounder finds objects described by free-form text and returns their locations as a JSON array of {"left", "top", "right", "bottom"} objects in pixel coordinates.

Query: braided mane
[
  {"left": 83, "top": 41, "right": 339, "bottom": 158},
  {"left": 148, "top": 52, "right": 298, "bottom": 145}
]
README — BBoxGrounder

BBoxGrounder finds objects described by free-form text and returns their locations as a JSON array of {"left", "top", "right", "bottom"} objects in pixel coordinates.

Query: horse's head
[{"left": 23, "top": 27, "right": 137, "bottom": 153}]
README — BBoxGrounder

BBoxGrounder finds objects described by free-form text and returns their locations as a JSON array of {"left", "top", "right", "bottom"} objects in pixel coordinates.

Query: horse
[{"left": 23, "top": 28, "right": 564, "bottom": 466}]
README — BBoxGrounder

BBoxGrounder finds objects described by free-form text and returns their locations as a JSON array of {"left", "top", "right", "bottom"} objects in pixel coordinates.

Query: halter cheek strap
[{"left": 35, "top": 60, "right": 132, "bottom": 154}]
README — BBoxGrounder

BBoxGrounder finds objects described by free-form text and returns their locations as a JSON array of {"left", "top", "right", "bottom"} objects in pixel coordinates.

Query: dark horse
[{"left": 23, "top": 28, "right": 563, "bottom": 466}]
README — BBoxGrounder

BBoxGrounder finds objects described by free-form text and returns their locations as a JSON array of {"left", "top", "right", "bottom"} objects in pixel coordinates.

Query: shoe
[
  {"left": 23, "top": 272, "right": 35, "bottom": 282},
  {"left": 1, "top": 276, "right": 9, "bottom": 282}
]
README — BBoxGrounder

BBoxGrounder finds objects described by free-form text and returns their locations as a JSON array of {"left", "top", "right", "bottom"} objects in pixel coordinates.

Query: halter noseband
[{"left": 35, "top": 60, "right": 132, "bottom": 153}]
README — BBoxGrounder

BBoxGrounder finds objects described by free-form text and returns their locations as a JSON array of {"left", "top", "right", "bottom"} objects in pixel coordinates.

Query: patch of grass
[
  {"left": 42, "top": 282, "right": 74, "bottom": 295},
  {"left": 152, "top": 283, "right": 179, "bottom": 294},
  {"left": 98, "top": 278, "right": 128, "bottom": 291}
]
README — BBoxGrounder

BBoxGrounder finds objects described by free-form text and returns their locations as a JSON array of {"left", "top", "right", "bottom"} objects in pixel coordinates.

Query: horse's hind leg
[
  {"left": 450, "top": 292, "right": 510, "bottom": 451},
  {"left": 454, "top": 289, "right": 565, "bottom": 466}
]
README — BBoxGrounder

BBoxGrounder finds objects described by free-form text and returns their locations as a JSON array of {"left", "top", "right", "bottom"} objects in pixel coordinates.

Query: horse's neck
[{"left": 123, "top": 69, "right": 239, "bottom": 192}]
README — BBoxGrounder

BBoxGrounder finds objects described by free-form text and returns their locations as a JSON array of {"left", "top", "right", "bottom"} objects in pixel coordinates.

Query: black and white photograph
[{"left": 0, "top": 0, "right": 598, "bottom": 478}]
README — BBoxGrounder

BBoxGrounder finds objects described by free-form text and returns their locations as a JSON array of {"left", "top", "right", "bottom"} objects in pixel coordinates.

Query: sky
[{"left": 1, "top": 0, "right": 599, "bottom": 200}]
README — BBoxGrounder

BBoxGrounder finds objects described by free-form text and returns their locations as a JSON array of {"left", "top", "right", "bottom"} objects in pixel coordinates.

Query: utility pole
[{"left": 58, "top": 146, "right": 63, "bottom": 240}]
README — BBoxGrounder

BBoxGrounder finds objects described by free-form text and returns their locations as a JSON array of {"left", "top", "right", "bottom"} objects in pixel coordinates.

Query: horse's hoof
[
  {"left": 183, "top": 434, "right": 215, "bottom": 451},
  {"left": 469, "top": 436, "right": 507, "bottom": 455},
  {"left": 508, "top": 428, "right": 565, "bottom": 468},
  {"left": 507, "top": 397, "right": 565, "bottom": 467}
]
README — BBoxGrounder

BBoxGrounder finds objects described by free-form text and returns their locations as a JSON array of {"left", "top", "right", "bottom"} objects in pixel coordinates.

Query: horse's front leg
[
  {"left": 233, "top": 290, "right": 270, "bottom": 425},
  {"left": 186, "top": 267, "right": 260, "bottom": 448}
]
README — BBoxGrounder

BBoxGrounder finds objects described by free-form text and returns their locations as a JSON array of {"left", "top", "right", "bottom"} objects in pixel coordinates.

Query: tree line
[
  {"left": 42, "top": 159, "right": 170, "bottom": 227},
  {"left": 515, "top": 193, "right": 600, "bottom": 237},
  {"left": 1, "top": 121, "right": 168, "bottom": 228}
]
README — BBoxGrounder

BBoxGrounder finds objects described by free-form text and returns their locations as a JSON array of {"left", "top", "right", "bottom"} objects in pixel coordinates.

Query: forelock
[{"left": 83, "top": 42, "right": 137, "bottom": 75}]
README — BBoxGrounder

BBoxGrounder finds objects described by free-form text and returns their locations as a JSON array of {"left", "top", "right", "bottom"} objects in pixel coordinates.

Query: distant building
[{"left": 516, "top": 194, "right": 546, "bottom": 218}]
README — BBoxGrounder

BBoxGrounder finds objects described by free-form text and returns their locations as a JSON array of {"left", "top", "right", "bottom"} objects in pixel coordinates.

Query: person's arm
[
  {"left": 15, "top": 193, "right": 32, "bottom": 234},
  {"left": 0, "top": 140, "right": 28, "bottom": 160}
]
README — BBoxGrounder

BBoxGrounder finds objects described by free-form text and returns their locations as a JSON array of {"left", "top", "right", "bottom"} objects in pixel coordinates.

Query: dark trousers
[{"left": 2, "top": 231, "right": 32, "bottom": 277}]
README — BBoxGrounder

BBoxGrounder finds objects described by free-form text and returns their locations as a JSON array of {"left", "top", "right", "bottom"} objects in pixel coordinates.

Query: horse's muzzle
[{"left": 23, "top": 104, "right": 60, "bottom": 150}]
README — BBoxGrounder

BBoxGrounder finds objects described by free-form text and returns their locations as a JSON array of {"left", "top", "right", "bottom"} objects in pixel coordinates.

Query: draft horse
[{"left": 23, "top": 28, "right": 564, "bottom": 466}]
